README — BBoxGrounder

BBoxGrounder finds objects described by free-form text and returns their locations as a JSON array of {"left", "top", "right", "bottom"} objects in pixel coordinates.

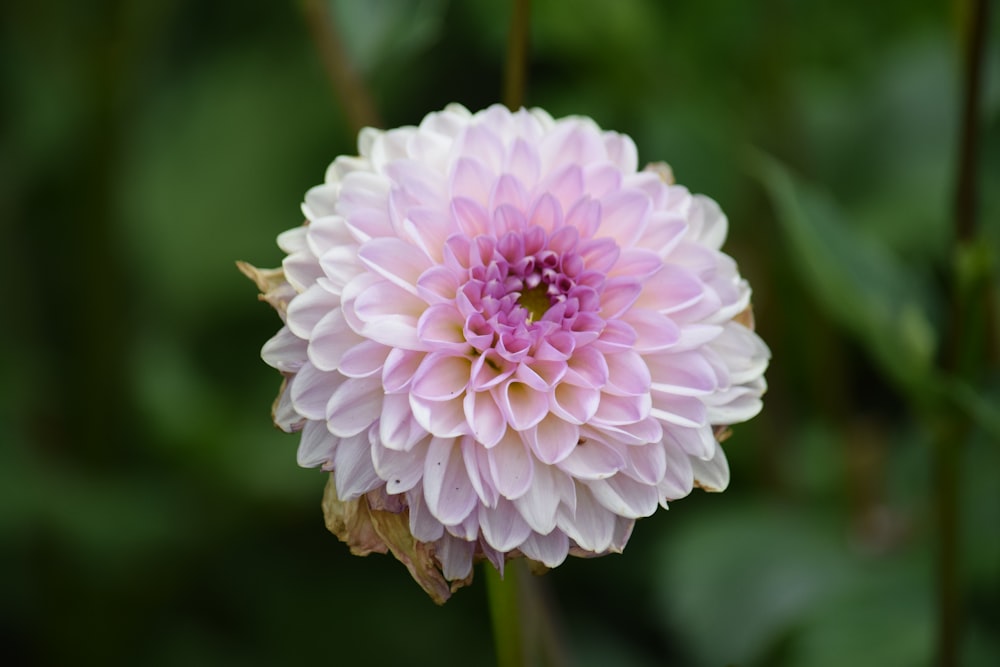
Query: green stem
[
  {"left": 301, "top": 0, "right": 382, "bottom": 133},
  {"left": 486, "top": 560, "right": 526, "bottom": 667},
  {"left": 936, "top": 0, "right": 989, "bottom": 664},
  {"left": 503, "top": 0, "right": 532, "bottom": 110}
]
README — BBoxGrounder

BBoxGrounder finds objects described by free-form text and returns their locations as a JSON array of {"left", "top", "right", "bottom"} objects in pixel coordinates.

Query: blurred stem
[
  {"left": 486, "top": 561, "right": 526, "bottom": 667},
  {"left": 504, "top": 0, "right": 531, "bottom": 110},
  {"left": 937, "top": 0, "right": 989, "bottom": 665},
  {"left": 301, "top": 0, "right": 381, "bottom": 133}
]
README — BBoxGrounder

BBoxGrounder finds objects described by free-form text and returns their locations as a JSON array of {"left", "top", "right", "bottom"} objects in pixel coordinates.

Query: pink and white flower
[{"left": 241, "top": 104, "right": 768, "bottom": 602}]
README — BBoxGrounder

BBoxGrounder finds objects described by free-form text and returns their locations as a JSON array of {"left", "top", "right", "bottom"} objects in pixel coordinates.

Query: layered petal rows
[{"left": 241, "top": 104, "right": 769, "bottom": 601}]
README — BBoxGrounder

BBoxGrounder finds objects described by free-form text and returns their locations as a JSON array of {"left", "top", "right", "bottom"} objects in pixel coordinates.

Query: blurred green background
[{"left": 2, "top": 0, "right": 998, "bottom": 665}]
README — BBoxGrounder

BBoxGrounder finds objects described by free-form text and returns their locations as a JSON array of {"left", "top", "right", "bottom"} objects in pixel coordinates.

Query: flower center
[{"left": 519, "top": 283, "right": 552, "bottom": 322}]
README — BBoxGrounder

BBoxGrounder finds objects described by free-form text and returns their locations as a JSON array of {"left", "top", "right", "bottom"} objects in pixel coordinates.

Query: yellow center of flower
[{"left": 520, "top": 284, "right": 552, "bottom": 322}]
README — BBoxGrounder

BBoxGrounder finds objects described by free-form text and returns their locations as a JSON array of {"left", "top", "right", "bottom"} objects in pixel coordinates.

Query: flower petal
[{"left": 423, "top": 437, "right": 479, "bottom": 525}]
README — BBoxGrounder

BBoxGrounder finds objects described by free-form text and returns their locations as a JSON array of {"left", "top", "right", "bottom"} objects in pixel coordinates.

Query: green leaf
[{"left": 750, "top": 152, "right": 939, "bottom": 397}]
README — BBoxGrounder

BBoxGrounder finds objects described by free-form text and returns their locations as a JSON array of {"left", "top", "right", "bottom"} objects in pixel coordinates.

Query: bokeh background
[{"left": 3, "top": 0, "right": 999, "bottom": 665}]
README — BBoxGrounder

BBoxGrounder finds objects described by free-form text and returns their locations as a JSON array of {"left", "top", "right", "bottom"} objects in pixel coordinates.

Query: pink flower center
[{"left": 452, "top": 224, "right": 608, "bottom": 364}]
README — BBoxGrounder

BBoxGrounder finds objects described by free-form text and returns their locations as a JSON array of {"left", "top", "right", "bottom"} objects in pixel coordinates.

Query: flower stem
[
  {"left": 485, "top": 560, "right": 526, "bottom": 667},
  {"left": 503, "top": 0, "right": 532, "bottom": 110},
  {"left": 937, "top": 0, "right": 990, "bottom": 664},
  {"left": 301, "top": 0, "right": 381, "bottom": 133}
]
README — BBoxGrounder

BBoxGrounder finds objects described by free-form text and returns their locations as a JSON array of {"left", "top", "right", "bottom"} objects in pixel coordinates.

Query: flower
[{"left": 240, "top": 104, "right": 769, "bottom": 602}]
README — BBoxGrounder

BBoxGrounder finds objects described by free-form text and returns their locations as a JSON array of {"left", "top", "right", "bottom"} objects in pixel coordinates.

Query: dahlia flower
[{"left": 240, "top": 104, "right": 768, "bottom": 602}]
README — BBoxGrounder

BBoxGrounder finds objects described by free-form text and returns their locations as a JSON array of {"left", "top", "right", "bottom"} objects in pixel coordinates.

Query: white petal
[
  {"left": 407, "top": 488, "right": 445, "bottom": 542},
  {"left": 261, "top": 326, "right": 307, "bottom": 373},
  {"left": 436, "top": 534, "right": 475, "bottom": 581},
  {"left": 286, "top": 284, "right": 338, "bottom": 339},
  {"left": 488, "top": 431, "right": 534, "bottom": 500},
  {"left": 557, "top": 484, "right": 615, "bottom": 553},
  {"left": 586, "top": 475, "right": 658, "bottom": 519},
  {"left": 296, "top": 419, "right": 337, "bottom": 468},
  {"left": 423, "top": 437, "right": 478, "bottom": 525},
  {"left": 325, "top": 375, "right": 383, "bottom": 437},
  {"left": 358, "top": 237, "right": 432, "bottom": 294},
  {"left": 290, "top": 362, "right": 342, "bottom": 421},
  {"left": 333, "top": 431, "right": 380, "bottom": 500},
  {"left": 523, "top": 415, "right": 579, "bottom": 464},
  {"left": 478, "top": 498, "right": 532, "bottom": 552},
  {"left": 512, "top": 462, "right": 563, "bottom": 534},
  {"left": 519, "top": 531, "right": 570, "bottom": 568},
  {"left": 691, "top": 446, "right": 730, "bottom": 492}
]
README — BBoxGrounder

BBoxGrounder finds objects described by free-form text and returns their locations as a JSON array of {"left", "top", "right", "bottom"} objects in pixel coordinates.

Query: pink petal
[
  {"left": 664, "top": 424, "right": 716, "bottom": 460},
  {"left": 407, "top": 487, "right": 445, "bottom": 542},
  {"left": 338, "top": 172, "right": 394, "bottom": 240},
  {"left": 290, "top": 362, "right": 342, "bottom": 420},
  {"left": 578, "top": 237, "right": 621, "bottom": 273},
  {"left": 557, "top": 483, "right": 615, "bottom": 553},
  {"left": 603, "top": 350, "right": 652, "bottom": 396},
  {"left": 659, "top": 439, "right": 695, "bottom": 503},
  {"left": 382, "top": 348, "right": 424, "bottom": 393},
  {"left": 691, "top": 447, "right": 730, "bottom": 492},
  {"left": 650, "top": 391, "right": 707, "bottom": 428},
  {"left": 423, "top": 436, "right": 479, "bottom": 525},
  {"left": 539, "top": 164, "right": 584, "bottom": 214},
  {"left": 262, "top": 326, "right": 307, "bottom": 373},
  {"left": 296, "top": 419, "right": 337, "bottom": 468},
  {"left": 564, "top": 197, "right": 601, "bottom": 239},
  {"left": 273, "top": 380, "right": 304, "bottom": 433},
  {"left": 527, "top": 193, "right": 564, "bottom": 233},
  {"left": 583, "top": 162, "right": 623, "bottom": 199},
  {"left": 646, "top": 351, "right": 718, "bottom": 396},
  {"left": 282, "top": 250, "right": 324, "bottom": 292},
  {"left": 587, "top": 475, "right": 659, "bottom": 519},
  {"left": 411, "top": 353, "right": 471, "bottom": 401},
  {"left": 379, "top": 393, "right": 427, "bottom": 451},
  {"left": 512, "top": 462, "right": 563, "bottom": 533},
  {"left": 489, "top": 173, "right": 529, "bottom": 212},
  {"left": 505, "top": 138, "right": 541, "bottom": 186},
  {"left": 286, "top": 284, "right": 338, "bottom": 339},
  {"left": 410, "top": 394, "right": 470, "bottom": 438},
  {"left": 621, "top": 308, "right": 681, "bottom": 351},
  {"left": 416, "top": 265, "right": 459, "bottom": 303},
  {"left": 563, "top": 346, "right": 608, "bottom": 388},
  {"left": 478, "top": 498, "right": 532, "bottom": 552},
  {"left": 523, "top": 415, "right": 579, "bottom": 464},
  {"left": 319, "top": 244, "right": 364, "bottom": 293},
  {"left": 625, "top": 442, "right": 667, "bottom": 485},
  {"left": 592, "top": 392, "right": 650, "bottom": 426},
  {"left": 358, "top": 237, "right": 432, "bottom": 294},
  {"left": 451, "top": 197, "right": 492, "bottom": 237},
  {"left": 597, "top": 189, "right": 651, "bottom": 247},
  {"left": 462, "top": 436, "right": 499, "bottom": 508},
  {"left": 325, "top": 375, "right": 383, "bottom": 437},
  {"left": 496, "top": 380, "right": 549, "bottom": 430},
  {"left": 337, "top": 340, "right": 390, "bottom": 378},
  {"left": 549, "top": 383, "right": 600, "bottom": 424},
  {"left": 307, "top": 309, "right": 358, "bottom": 372},
  {"left": 608, "top": 248, "right": 662, "bottom": 280},
  {"left": 556, "top": 438, "right": 626, "bottom": 480},
  {"left": 372, "top": 437, "right": 427, "bottom": 494},
  {"left": 599, "top": 277, "right": 642, "bottom": 319},
  {"left": 635, "top": 264, "right": 704, "bottom": 313},
  {"left": 333, "top": 431, "right": 380, "bottom": 500},
  {"left": 463, "top": 390, "right": 507, "bottom": 448},
  {"left": 450, "top": 156, "right": 494, "bottom": 205},
  {"left": 519, "top": 530, "right": 570, "bottom": 568},
  {"left": 488, "top": 431, "right": 534, "bottom": 500},
  {"left": 403, "top": 207, "right": 456, "bottom": 263},
  {"left": 416, "top": 303, "right": 468, "bottom": 350},
  {"left": 436, "top": 534, "right": 475, "bottom": 581},
  {"left": 603, "top": 132, "right": 638, "bottom": 172}
]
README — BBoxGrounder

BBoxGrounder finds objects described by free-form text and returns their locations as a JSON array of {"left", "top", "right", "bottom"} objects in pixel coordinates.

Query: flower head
[{"left": 241, "top": 104, "right": 769, "bottom": 602}]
